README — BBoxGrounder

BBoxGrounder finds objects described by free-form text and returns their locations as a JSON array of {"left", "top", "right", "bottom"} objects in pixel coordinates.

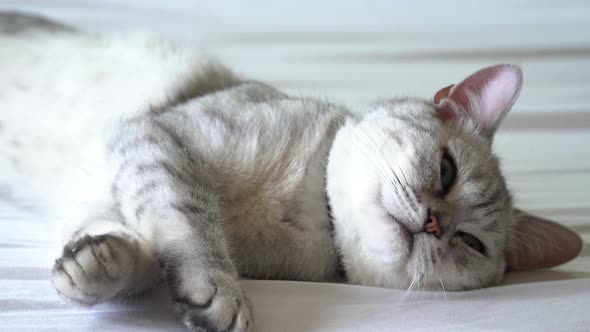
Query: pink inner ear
[
  {"left": 476, "top": 68, "right": 522, "bottom": 126},
  {"left": 506, "top": 211, "right": 583, "bottom": 271},
  {"left": 436, "top": 64, "right": 523, "bottom": 135}
]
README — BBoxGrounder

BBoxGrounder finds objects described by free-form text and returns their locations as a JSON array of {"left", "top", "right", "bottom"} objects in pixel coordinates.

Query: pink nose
[{"left": 425, "top": 214, "right": 442, "bottom": 237}]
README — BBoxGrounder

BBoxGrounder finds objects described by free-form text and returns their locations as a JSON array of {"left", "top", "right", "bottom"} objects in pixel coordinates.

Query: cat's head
[{"left": 327, "top": 64, "right": 582, "bottom": 291}]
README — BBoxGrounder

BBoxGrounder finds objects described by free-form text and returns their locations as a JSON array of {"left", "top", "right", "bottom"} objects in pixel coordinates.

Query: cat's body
[
  {"left": 113, "top": 81, "right": 345, "bottom": 283},
  {"left": 0, "top": 13, "right": 582, "bottom": 332},
  {"left": 47, "top": 81, "right": 348, "bottom": 330}
]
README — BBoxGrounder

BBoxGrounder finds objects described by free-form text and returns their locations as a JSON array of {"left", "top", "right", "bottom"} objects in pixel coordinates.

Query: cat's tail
[{"left": 0, "top": 12, "right": 237, "bottom": 217}]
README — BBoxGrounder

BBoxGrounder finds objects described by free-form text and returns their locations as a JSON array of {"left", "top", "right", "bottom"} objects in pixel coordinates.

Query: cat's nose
[{"left": 424, "top": 213, "right": 442, "bottom": 238}]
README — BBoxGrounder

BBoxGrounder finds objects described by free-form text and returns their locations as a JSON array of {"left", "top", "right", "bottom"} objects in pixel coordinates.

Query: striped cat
[{"left": 0, "top": 13, "right": 581, "bottom": 332}]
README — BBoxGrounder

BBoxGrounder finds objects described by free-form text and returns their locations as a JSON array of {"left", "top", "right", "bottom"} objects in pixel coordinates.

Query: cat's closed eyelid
[{"left": 454, "top": 232, "right": 487, "bottom": 258}]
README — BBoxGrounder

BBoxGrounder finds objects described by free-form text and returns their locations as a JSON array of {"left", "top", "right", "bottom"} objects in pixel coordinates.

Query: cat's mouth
[
  {"left": 398, "top": 223, "right": 415, "bottom": 251},
  {"left": 386, "top": 213, "right": 420, "bottom": 256},
  {"left": 387, "top": 212, "right": 422, "bottom": 235}
]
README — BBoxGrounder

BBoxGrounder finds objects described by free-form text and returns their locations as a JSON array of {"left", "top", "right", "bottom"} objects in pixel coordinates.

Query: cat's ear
[
  {"left": 505, "top": 208, "right": 582, "bottom": 271},
  {"left": 434, "top": 64, "right": 523, "bottom": 138}
]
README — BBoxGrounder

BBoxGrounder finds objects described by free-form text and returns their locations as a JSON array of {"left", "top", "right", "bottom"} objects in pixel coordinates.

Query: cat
[{"left": 0, "top": 12, "right": 582, "bottom": 332}]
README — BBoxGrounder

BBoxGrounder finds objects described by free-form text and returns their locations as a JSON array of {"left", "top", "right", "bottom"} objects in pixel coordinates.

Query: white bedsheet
[{"left": 1, "top": 1, "right": 590, "bottom": 331}]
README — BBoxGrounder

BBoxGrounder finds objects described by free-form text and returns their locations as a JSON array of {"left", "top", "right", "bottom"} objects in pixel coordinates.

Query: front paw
[
  {"left": 51, "top": 234, "right": 136, "bottom": 305},
  {"left": 169, "top": 271, "right": 252, "bottom": 332}
]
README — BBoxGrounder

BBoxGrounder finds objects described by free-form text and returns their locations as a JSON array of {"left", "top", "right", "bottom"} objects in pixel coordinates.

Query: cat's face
[
  {"left": 334, "top": 99, "right": 512, "bottom": 290},
  {"left": 326, "top": 65, "right": 582, "bottom": 291}
]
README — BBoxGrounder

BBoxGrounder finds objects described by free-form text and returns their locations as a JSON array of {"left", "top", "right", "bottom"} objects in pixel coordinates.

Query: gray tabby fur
[{"left": 0, "top": 12, "right": 581, "bottom": 332}]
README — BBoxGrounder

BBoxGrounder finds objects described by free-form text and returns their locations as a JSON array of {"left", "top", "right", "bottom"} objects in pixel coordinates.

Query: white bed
[{"left": 1, "top": 1, "right": 589, "bottom": 331}]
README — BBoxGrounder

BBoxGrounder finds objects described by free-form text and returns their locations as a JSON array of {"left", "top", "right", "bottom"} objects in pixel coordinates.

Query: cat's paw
[
  {"left": 51, "top": 233, "right": 138, "bottom": 305},
  {"left": 170, "top": 271, "right": 252, "bottom": 332}
]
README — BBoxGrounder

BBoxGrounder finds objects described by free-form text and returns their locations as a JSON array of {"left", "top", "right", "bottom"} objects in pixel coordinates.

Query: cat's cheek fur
[{"left": 327, "top": 119, "right": 412, "bottom": 289}]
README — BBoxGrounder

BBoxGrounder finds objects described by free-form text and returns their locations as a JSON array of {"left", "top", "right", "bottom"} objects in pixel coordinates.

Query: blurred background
[
  {"left": 0, "top": 1, "right": 589, "bottom": 275},
  {"left": 1, "top": 0, "right": 589, "bottom": 111}
]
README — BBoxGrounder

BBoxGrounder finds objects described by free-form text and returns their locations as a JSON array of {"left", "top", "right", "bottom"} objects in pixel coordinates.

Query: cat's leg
[
  {"left": 52, "top": 214, "right": 160, "bottom": 305},
  {"left": 106, "top": 116, "right": 251, "bottom": 332}
]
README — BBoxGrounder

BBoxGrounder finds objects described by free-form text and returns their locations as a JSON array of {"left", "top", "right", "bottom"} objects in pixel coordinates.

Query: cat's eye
[
  {"left": 456, "top": 231, "right": 486, "bottom": 255},
  {"left": 440, "top": 151, "right": 456, "bottom": 193}
]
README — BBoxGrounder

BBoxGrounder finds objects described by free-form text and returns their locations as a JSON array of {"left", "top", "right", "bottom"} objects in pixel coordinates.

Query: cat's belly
[{"left": 223, "top": 190, "right": 339, "bottom": 282}]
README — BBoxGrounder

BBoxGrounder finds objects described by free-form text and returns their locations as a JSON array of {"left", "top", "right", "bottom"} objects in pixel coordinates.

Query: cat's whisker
[
  {"left": 505, "top": 233, "right": 536, "bottom": 250},
  {"left": 390, "top": 158, "right": 419, "bottom": 208},
  {"left": 509, "top": 229, "right": 565, "bottom": 251},
  {"left": 351, "top": 135, "right": 413, "bottom": 218},
  {"left": 419, "top": 271, "right": 426, "bottom": 293},
  {"left": 417, "top": 256, "right": 427, "bottom": 294},
  {"left": 392, "top": 161, "right": 421, "bottom": 219},
  {"left": 401, "top": 270, "right": 420, "bottom": 302},
  {"left": 356, "top": 128, "right": 419, "bottom": 218},
  {"left": 402, "top": 256, "right": 428, "bottom": 301},
  {"left": 451, "top": 262, "right": 460, "bottom": 273},
  {"left": 435, "top": 266, "right": 447, "bottom": 302},
  {"left": 350, "top": 138, "right": 397, "bottom": 194},
  {"left": 486, "top": 226, "right": 564, "bottom": 254},
  {"left": 355, "top": 128, "right": 400, "bottom": 190},
  {"left": 387, "top": 162, "right": 419, "bottom": 218},
  {"left": 487, "top": 229, "right": 532, "bottom": 248}
]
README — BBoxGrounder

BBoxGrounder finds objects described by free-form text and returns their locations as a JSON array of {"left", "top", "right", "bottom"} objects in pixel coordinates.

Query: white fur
[{"left": 0, "top": 31, "right": 219, "bottom": 247}]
